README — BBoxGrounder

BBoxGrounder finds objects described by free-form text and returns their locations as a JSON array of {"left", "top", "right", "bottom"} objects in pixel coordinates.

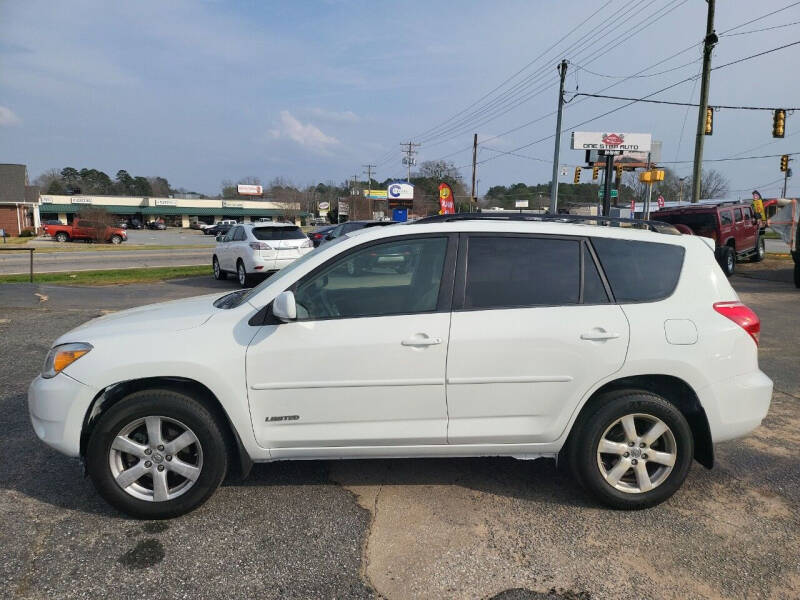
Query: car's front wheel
[
  {"left": 212, "top": 256, "right": 226, "bottom": 280},
  {"left": 568, "top": 390, "right": 693, "bottom": 510},
  {"left": 110, "top": 234, "right": 123, "bottom": 245},
  {"left": 86, "top": 389, "right": 228, "bottom": 519}
]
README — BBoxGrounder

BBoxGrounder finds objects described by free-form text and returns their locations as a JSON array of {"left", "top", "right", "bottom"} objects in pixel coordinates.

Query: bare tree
[{"left": 77, "top": 206, "right": 115, "bottom": 242}]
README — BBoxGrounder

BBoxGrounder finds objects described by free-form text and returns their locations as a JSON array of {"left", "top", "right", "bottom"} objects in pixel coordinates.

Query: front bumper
[
  {"left": 28, "top": 373, "right": 98, "bottom": 457},
  {"left": 699, "top": 370, "right": 773, "bottom": 443}
]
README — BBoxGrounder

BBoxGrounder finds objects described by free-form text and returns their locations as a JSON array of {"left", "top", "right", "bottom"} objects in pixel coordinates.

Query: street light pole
[{"left": 549, "top": 60, "right": 568, "bottom": 214}]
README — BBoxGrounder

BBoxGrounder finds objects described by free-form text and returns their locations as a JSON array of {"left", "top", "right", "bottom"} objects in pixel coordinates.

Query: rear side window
[
  {"left": 720, "top": 211, "right": 733, "bottom": 226},
  {"left": 734, "top": 208, "right": 743, "bottom": 222},
  {"left": 591, "top": 238, "right": 685, "bottom": 303},
  {"left": 583, "top": 245, "right": 609, "bottom": 304},
  {"left": 232, "top": 227, "right": 246, "bottom": 241},
  {"left": 252, "top": 226, "right": 306, "bottom": 240},
  {"left": 464, "top": 236, "right": 580, "bottom": 308}
]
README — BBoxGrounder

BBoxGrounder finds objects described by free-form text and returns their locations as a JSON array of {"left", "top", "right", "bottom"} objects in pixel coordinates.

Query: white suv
[
  {"left": 28, "top": 215, "right": 772, "bottom": 518},
  {"left": 213, "top": 223, "right": 313, "bottom": 287}
]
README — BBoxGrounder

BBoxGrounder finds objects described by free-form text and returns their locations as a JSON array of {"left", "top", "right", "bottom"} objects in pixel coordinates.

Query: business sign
[
  {"left": 515, "top": 199, "right": 529, "bottom": 208},
  {"left": 438, "top": 183, "right": 455, "bottom": 215},
  {"left": 155, "top": 198, "right": 177, "bottom": 206},
  {"left": 318, "top": 201, "right": 330, "bottom": 210},
  {"left": 572, "top": 132, "right": 652, "bottom": 153},
  {"left": 363, "top": 189, "right": 388, "bottom": 199},
  {"left": 339, "top": 201, "right": 349, "bottom": 215},
  {"left": 237, "top": 184, "right": 263, "bottom": 196},
  {"left": 222, "top": 201, "right": 243, "bottom": 208},
  {"left": 657, "top": 195, "right": 665, "bottom": 209},
  {"left": 387, "top": 182, "right": 414, "bottom": 200},
  {"left": 70, "top": 197, "right": 92, "bottom": 204}
]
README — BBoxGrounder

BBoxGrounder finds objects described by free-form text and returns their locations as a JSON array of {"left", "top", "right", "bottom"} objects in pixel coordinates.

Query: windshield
[{"left": 253, "top": 226, "right": 306, "bottom": 240}]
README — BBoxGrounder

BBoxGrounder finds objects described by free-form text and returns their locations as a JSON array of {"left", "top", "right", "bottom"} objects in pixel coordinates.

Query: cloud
[
  {"left": 0, "top": 106, "right": 21, "bottom": 126},
  {"left": 269, "top": 110, "right": 338, "bottom": 151},
  {"left": 309, "top": 107, "right": 359, "bottom": 123}
]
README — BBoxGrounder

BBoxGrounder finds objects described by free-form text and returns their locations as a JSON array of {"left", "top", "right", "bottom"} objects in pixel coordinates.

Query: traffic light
[
  {"left": 773, "top": 109, "right": 786, "bottom": 138},
  {"left": 781, "top": 154, "right": 789, "bottom": 172},
  {"left": 704, "top": 107, "right": 713, "bottom": 135},
  {"left": 573, "top": 167, "right": 581, "bottom": 184},
  {"left": 615, "top": 164, "right": 623, "bottom": 180},
  {"left": 592, "top": 165, "right": 599, "bottom": 180}
]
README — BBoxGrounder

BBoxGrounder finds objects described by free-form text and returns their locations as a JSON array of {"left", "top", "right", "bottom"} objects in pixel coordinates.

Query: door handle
[
  {"left": 580, "top": 331, "right": 620, "bottom": 341},
  {"left": 401, "top": 336, "right": 442, "bottom": 347}
]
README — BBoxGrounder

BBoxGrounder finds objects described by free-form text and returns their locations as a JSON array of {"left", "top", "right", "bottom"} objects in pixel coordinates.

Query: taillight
[
  {"left": 713, "top": 301, "right": 760, "bottom": 345},
  {"left": 300, "top": 239, "right": 313, "bottom": 248},
  {"left": 249, "top": 242, "right": 272, "bottom": 250}
]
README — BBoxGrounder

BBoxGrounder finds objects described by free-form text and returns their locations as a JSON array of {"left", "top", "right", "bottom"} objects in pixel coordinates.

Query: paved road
[
  {"left": 0, "top": 247, "right": 211, "bottom": 275},
  {"left": 0, "top": 261, "right": 798, "bottom": 599}
]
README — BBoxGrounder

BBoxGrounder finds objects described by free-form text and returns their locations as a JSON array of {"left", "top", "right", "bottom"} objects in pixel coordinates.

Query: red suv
[{"left": 652, "top": 202, "right": 765, "bottom": 276}]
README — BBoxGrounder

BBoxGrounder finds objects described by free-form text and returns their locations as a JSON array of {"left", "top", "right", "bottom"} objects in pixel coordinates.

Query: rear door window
[
  {"left": 463, "top": 236, "right": 580, "bottom": 309},
  {"left": 591, "top": 238, "right": 685, "bottom": 303},
  {"left": 720, "top": 211, "right": 733, "bottom": 226},
  {"left": 734, "top": 208, "right": 743, "bottom": 223},
  {"left": 253, "top": 226, "right": 306, "bottom": 240}
]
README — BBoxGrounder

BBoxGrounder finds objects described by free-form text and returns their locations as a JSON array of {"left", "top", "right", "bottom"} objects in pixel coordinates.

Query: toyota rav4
[{"left": 28, "top": 215, "right": 772, "bottom": 518}]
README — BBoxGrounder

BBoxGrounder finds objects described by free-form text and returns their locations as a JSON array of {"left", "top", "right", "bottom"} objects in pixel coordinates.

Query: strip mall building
[{"left": 39, "top": 194, "right": 298, "bottom": 227}]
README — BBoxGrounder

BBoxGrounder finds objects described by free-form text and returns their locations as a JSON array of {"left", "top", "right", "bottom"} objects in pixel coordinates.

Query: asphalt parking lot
[{"left": 1, "top": 259, "right": 798, "bottom": 600}]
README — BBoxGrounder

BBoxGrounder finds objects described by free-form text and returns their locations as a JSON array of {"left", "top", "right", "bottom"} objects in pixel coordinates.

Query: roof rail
[{"left": 412, "top": 212, "right": 681, "bottom": 234}]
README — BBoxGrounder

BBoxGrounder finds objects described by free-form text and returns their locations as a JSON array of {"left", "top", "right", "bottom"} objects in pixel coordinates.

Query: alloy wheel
[
  {"left": 238, "top": 263, "right": 246, "bottom": 286},
  {"left": 596, "top": 413, "right": 677, "bottom": 494},
  {"left": 108, "top": 415, "right": 203, "bottom": 502},
  {"left": 213, "top": 258, "right": 220, "bottom": 278}
]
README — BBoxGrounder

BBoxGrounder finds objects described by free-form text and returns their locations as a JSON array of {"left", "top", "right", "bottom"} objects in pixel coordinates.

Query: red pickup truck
[{"left": 44, "top": 219, "right": 127, "bottom": 244}]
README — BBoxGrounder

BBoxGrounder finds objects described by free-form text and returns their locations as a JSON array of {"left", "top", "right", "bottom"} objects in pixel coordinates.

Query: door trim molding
[
  {"left": 251, "top": 378, "right": 444, "bottom": 390},
  {"left": 446, "top": 375, "right": 573, "bottom": 385}
]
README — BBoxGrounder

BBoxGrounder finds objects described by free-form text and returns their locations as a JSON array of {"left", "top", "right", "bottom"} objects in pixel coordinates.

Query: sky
[{"left": 1, "top": 0, "right": 799, "bottom": 199}]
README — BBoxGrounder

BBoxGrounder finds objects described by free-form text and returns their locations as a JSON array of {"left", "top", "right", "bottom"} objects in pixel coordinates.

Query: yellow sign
[{"left": 363, "top": 189, "right": 388, "bottom": 199}]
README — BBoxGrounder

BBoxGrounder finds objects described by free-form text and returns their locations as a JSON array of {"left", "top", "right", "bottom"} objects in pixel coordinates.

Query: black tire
[
  {"left": 86, "top": 389, "right": 228, "bottom": 519},
  {"left": 236, "top": 259, "right": 251, "bottom": 288},
  {"left": 55, "top": 232, "right": 69, "bottom": 243},
  {"left": 718, "top": 245, "right": 735, "bottom": 277},
  {"left": 794, "top": 262, "right": 800, "bottom": 289},
  {"left": 750, "top": 236, "right": 765, "bottom": 263},
  {"left": 212, "top": 256, "right": 226, "bottom": 280},
  {"left": 567, "top": 390, "right": 693, "bottom": 510},
  {"left": 110, "top": 234, "right": 123, "bottom": 245}
]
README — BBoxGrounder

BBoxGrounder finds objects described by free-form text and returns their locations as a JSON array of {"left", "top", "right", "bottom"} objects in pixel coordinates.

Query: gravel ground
[{"left": 0, "top": 260, "right": 798, "bottom": 599}]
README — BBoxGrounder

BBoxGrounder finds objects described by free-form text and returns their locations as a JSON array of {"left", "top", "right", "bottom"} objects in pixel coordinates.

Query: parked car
[
  {"left": 652, "top": 201, "right": 765, "bottom": 276},
  {"left": 189, "top": 221, "right": 209, "bottom": 231},
  {"left": 28, "top": 214, "right": 772, "bottom": 518},
  {"left": 213, "top": 223, "right": 313, "bottom": 287},
  {"left": 319, "top": 220, "right": 396, "bottom": 245},
  {"left": 146, "top": 220, "right": 167, "bottom": 230},
  {"left": 307, "top": 224, "right": 335, "bottom": 247},
  {"left": 43, "top": 218, "right": 127, "bottom": 244},
  {"left": 126, "top": 218, "right": 143, "bottom": 230},
  {"left": 204, "top": 222, "right": 234, "bottom": 237}
]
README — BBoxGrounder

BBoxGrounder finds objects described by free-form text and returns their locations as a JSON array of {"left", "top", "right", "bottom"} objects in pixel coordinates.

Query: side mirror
[
  {"left": 272, "top": 291, "right": 297, "bottom": 322},
  {"left": 216, "top": 234, "right": 224, "bottom": 242},
  {"left": 325, "top": 232, "right": 335, "bottom": 240}
]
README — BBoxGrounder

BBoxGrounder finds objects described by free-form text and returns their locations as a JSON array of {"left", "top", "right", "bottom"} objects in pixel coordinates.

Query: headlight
[{"left": 42, "top": 343, "right": 93, "bottom": 379}]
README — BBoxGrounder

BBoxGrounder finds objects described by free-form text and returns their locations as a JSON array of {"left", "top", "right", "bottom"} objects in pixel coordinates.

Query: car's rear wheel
[
  {"left": 750, "top": 236, "right": 765, "bottom": 262},
  {"left": 212, "top": 256, "right": 226, "bottom": 280},
  {"left": 55, "top": 232, "right": 69, "bottom": 243},
  {"left": 718, "top": 246, "right": 735, "bottom": 277},
  {"left": 568, "top": 390, "right": 693, "bottom": 510},
  {"left": 86, "top": 389, "right": 227, "bottom": 519},
  {"left": 794, "top": 262, "right": 800, "bottom": 289},
  {"left": 237, "top": 259, "right": 251, "bottom": 288},
  {"left": 110, "top": 234, "right": 123, "bottom": 245}
]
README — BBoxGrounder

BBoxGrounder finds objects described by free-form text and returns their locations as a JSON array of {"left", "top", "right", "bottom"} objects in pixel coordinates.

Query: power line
[
  {"left": 711, "top": 39, "right": 800, "bottom": 71},
  {"left": 722, "top": 19, "right": 800, "bottom": 37},
  {"left": 718, "top": 1, "right": 800, "bottom": 35},
  {"left": 571, "top": 59, "right": 699, "bottom": 79},
  {"left": 573, "top": 92, "right": 800, "bottom": 111},
  {"left": 660, "top": 152, "right": 800, "bottom": 164}
]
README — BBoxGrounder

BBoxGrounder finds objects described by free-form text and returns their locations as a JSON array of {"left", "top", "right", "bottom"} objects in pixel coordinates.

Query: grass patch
[
  {"left": 763, "top": 230, "right": 781, "bottom": 239},
  {"left": 0, "top": 265, "right": 212, "bottom": 285},
  {"left": 26, "top": 243, "right": 212, "bottom": 253},
  {"left": 0, "top": 237, "right": 35, "bottom": 245}
]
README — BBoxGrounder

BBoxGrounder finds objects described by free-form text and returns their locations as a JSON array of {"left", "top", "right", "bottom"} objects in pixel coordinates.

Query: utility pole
[
  {"left": 602, "top": 154, "right": 613, "bottom": 217},
  {"left": 401, "top": 142, "right": 420, "bottom": 182},
  {"left": 471, "top": 133, "right": 478, "bottom": 211},
  {"left": 363, "top": 164, "right": 376, "bottom": 220},
  {"left": 549, "top": 60, "right": 568, "bottom": 214},
  {"left": 783, "top": 159, "right": 792, "bottom": 197},
  {"left": 691, "top": 0, "right": 717, "bottom": 203}
]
